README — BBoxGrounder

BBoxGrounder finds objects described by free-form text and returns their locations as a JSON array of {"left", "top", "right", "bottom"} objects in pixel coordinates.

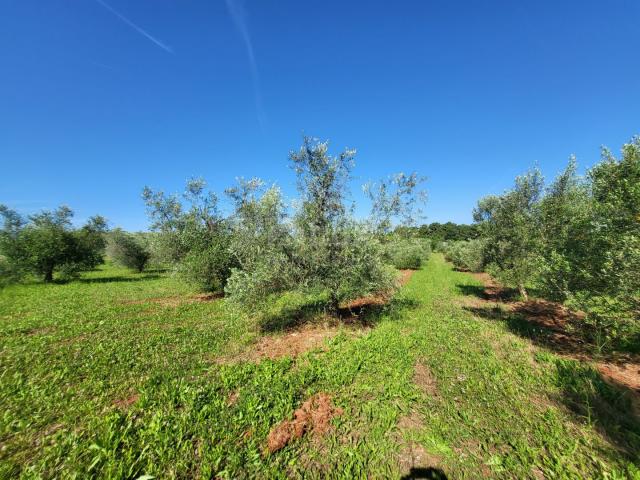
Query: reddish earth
[
  {"left": 413, "top": 360, "right": 439, "bottom": 397},
  {"left": 340, "top": 269, "right": 415, "bottom": 315},
  {"left": 467, "top": 272, "right": 640, "bottom": 397},
  {"left": 219, "top": 325, "right": 346, "bottom": 364},
  {"left": 222, "top": 271, "right": 414, "bottom": 363},
  {"left": 266, "top": 393, "right": 343, "bottom": 453},
  {"left": 113, "top": 393, "right": 139, "bottom": 409}
]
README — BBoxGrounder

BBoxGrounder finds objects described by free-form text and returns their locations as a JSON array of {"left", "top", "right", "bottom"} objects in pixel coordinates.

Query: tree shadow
[
  {"left": 400, "top": 467, "right": 448, "bottom": 479},
  {"left": 259, "top": 295, "right": 420, "bottom": 334},
  {"left": 75, "top": 274, "right": 162, "bottom": 284},
  {"left": 141, "top": 267, "right": 169, "bottom": 274},
  {"left": 464, "top": 303, "right": 640, "bottom": 458},
  {"left": 259, "top": 299, "right": 328, "bottom": 333},
  {"left": 553, "top": 359, "right": 640, "bottom": 462},
  {"left": 463, "top": 303, "right": 593, "bottom": 359},
  {"left": 456, "top": 283, "right": 519, "bottom": 302}
]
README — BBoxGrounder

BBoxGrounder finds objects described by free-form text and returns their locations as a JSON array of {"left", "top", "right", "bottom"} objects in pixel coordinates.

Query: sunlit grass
[{"left": 0, "top": 256, "right": 637, "bottom": 478}]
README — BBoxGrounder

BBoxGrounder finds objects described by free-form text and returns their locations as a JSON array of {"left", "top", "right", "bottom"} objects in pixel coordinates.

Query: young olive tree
[
  {"left": 365, "top": 172, "right": 427, "bottom": 235},
  {"left": 224, "top": 179, "right": 300, "bottom": 306},
  {"left": 365, "top": 173, "right": 429, "bottom": 269},
  {"left": 290, "top": 137, "right": 394, "bottom": 315},
  {"left": 0, "top": 205, "right": 107, "bottom": 282},
  {"left": 473, "top": 169, "right": 544, "bottom": 299},
  {"left": 537, "top": 157, "right": 592, "bottom": 301},
  {"left": 106, "top": 228, "right": 151, "bottom": 272},
  {"left": 575, "top": 138, "right": 640, "bottom": 348},
  {"left": 142, "top": 179, "right": 235, "bottom": 292}
]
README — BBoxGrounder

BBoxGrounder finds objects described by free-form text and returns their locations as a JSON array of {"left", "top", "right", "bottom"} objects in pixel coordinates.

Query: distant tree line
[{"left": 443, "top": 136, "right": 640, "bottom": 352}]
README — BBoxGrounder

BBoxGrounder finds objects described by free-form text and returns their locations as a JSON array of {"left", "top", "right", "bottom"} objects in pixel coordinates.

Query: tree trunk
[
  {"left": 44, "top": 268, "right": 54, "bottom": 283},
  {"left": 327, "top": 292, "right": 340, "bottom": 318},
  {"left": 518, "top": 284, "right": 528, "bottom": 301}
]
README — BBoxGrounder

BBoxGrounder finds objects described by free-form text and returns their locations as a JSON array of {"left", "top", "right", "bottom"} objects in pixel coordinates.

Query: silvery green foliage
[
  {"left": 224, "top": 180, "right": 300, "bottom": 307},
  {"left": 365, "top": 172, "right": 427, "bottom": 234},
  {"left": 384, "top": 237, "right": 431, "bottom": 270},
  {"left": 224, "top": 137, "right": 397, "bottom": 315},
  {"left": 473, "top": 168, "right": 545, "bottom": 299},
  {"left": 289, "top": 137, "right": 395, "bottom": 313},
  {"left": 442, "top": 239, "right": 485, "bottom": 273},
  {"left": 142, "top": 178, "right": 235, "bottom": 292},
  {"left": 473, "top": 136, "right": 640, "bottom": 350}
]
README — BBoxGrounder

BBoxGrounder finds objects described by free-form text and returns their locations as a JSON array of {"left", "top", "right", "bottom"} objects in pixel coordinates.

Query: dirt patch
[
  {"left": 598, "top": 362, "right": 640, "bottom": 394},
  {"left": 397, "top": 411, "right": 425, "bottom": 432},
  {"left": 469, "top": 272, "right": 514, "bottom": 302},
  {"left": 266, "top": 393, "right": 343, "bottom": 453},
  {"left": 398, "top": 269, "right": 416, "bottom": 287},
  {"left": 414, "top": 361, "right": 439, "bottom": 397},
  {"left": 395, "top": 410, "right": 440, "bottom": 475},
  {"left": 342, "top": 294, "right": 389, "bottom": 311},
  {"left": 217, "top": 321, "right": 369, "bottom": 365},
  {"left": 123, "top": 292, "right": 223, "bottom": 307},
  {"left": 113, "top": 393, "right": 139, "bottom": 409},
  {"left": 337, "top": 269, "right": 415, "bottom": 317},
  {"left": 231, "top": 325, "right": 342, "bottom": 363},
  {"left": 398, "top": 442, "right": 440, "bottom": 475},
  {"left": 227, "top": 390, "right": 240, "bottom": 406}
]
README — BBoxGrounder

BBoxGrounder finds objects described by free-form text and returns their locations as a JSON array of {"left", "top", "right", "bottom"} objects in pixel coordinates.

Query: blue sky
[{"left": 1, "top": 0, "right": 639, "bottom": 230}]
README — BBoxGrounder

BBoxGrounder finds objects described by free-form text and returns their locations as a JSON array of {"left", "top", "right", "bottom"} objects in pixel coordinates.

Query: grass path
[{"left": 1, "top": 255, "right": 638, "bottom": 478}]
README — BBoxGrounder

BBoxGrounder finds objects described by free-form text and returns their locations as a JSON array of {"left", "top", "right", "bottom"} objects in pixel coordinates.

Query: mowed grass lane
[{"left": 0, "top": 255, "right": 637, "bottom": 478}]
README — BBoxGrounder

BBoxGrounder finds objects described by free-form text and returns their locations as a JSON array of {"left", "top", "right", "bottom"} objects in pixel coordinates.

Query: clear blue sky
[{"left": 1, "top": 0, "right": 639, "bottom": 230}]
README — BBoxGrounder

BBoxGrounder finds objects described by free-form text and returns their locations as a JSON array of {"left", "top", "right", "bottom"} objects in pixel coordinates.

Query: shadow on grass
[
  {"left": 142, "top": 268, "right": 169, "bottom": 274},
  {"left": 259, "top": 295, "right": 420, "bottom": 334},
  {"left": 75, "top": 274, "right": 162, "bottom": 284},
  {"left": 464, "top": 303, "right": 640, "bottom": 459},
  {"left": 463, "top": 303, "right": 592, "bottom": 359},
  {"left": 401, "top": 467, "right": 448, "bottom": 479},
  {"left": 456, "top": 283, "right": 519, "bottom": 302},
  {"left": 554, "top": 359, "right": 640, "bottom": 461}
]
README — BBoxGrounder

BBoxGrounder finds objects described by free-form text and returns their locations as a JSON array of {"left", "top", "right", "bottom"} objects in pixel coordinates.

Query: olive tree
[
  {"left": 575, "top": 138, "right": 640, "bottom": 348},
  {"left": 142, "top": 179, "right": 236, "bottom": 292},
  {"left": 0, "top": 205, "right": 107, "bottom": 282},
  {"left": 289, "top": 137, "right": 394, "bottom": 314},
  {"left": 537, "top": 157, "right": 592, "bottom": 301},
  {"left": 473, "top": 169, "right": 544, "bottom": 299},
  {"left": 226, "top": 137, "right": 396, "bottom": 315},
  {"left": 106, "top": 229, "right": 151, "bottom": 272},
  {"left": 224, "top": 179, "right": 300, "bottom": 306},
  {"left": 365, "top": 172, "right": 427, "bottom": 235}
]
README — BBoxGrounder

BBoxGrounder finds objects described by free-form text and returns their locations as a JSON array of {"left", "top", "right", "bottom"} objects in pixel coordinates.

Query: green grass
[{"left": 1, "top": 255, "right": 638, "bottom": 478}]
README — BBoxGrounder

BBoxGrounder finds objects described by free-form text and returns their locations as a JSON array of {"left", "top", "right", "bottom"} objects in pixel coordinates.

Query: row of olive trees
[
  {"left": 471, "top": 136, "right": 640, "bottom": 351},
  {"left": 143, "top": 137, "right": 426, "bottom": 315}
]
